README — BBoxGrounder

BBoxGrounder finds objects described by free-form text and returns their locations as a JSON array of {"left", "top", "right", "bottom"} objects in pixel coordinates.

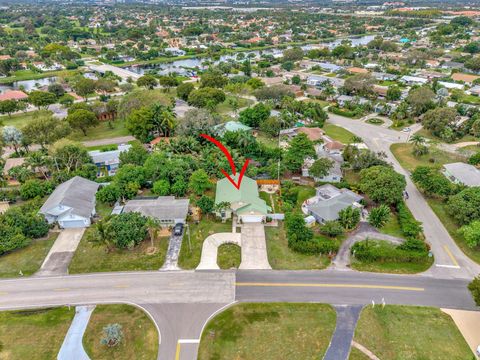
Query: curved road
[{"left": 327, "top": 113, "right": 480, "bottom": 279}]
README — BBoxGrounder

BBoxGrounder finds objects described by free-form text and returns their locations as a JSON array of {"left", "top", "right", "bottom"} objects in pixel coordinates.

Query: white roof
[
  {"left": 444, "top": 162, "right": 480, "bottom": 187},
  {"left": 401, "top": 75, "right": 428, "bottom": 84},
  {"left": 438, "top": 81, "right": 464, "bottom": 90}
]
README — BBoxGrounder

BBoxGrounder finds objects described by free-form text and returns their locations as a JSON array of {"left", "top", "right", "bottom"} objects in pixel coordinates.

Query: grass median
[{"left": 198, "top": 303, "right": 336, "bottom": 360}]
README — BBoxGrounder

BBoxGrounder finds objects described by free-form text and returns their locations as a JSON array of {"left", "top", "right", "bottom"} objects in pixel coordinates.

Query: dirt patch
[{"left": 442, "top": 308, "right": 480, "bottom": 358}]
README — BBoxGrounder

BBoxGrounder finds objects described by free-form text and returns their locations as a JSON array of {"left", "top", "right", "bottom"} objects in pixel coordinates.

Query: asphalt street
[{"left": 327, "top": 113, "right": 480, "bottom": 279}]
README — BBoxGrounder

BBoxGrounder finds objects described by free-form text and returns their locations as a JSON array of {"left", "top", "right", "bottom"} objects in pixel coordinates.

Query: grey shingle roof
[
  {"left": 39, "top": 176, "right": 99, "bottom": 219},
  {"left": 123, "top": 196, "right": 189, "bottom": 221}
]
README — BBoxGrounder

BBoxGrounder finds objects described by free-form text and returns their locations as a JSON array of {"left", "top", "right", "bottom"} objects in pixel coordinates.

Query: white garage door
[
  {"left": 241, "top": 215, "right": 263, "bottom": 223},
  {"left": 60, "top": 220, "right": 87, "bottom": 228}
]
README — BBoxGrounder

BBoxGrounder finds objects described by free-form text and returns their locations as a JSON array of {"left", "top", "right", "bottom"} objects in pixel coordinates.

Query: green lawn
[
  {"left": 349, "top": 347, "right": 370, "bottom": 360},
  {"left": 68, "top": 230, "right": 169, "bottom": 273},
  {"left": 294, "top": 185, "right": 316, "bottom": 210},
  {"left": 265, "top": 223, "right": 331, "bottom": 270},
  {"left": 68, "top": 120, "right": 130, "bottom": 141},
  {"left": 351, "top": 240, "right": 433, "bottom": 274},
  {"left": 427, "top": 197, "right": 480, "bottom": 264},
  {"left": 0, "top": 69, "right": 79, "bottom": 84},
  {"left": 390, "top": 143, "right": 465, "bottom": 172},
  {"left": 0, "top": 110, "right": 51, "bottom": 127},
  {"left": 353, "top": 305, "right": 474, "bottom": 360},
  {"left": 378, "top": 212, "right": 404, "bottom": 238},
  {"left": 256, "top": 131, "right": 279, "bottom": 148},
  {"left": 178, "top": 219, "right": 232, "bottom": 269},
  {"left": 216, "top": 96, "right": 252, "bottom": 115},
  {"left": 0, "top": 233, "right": 58, "bottom": 278},
  {"left": 0, "top": 307, "right": 75, "bottom": 359},
  {"left": 366, "top": 118, "right": 384, "bottom": 125},
  {"left": 323, "top": 123, "right": 355, "bottom": 144},
  {"left": 83, "top": 304, "right": 158, "bottom": 360},
  {"left": 198, "top": 303, "right": 336, "bottom": 360},
  {"left": 217, "top": 243, "right": 241, "bottom": 269}
]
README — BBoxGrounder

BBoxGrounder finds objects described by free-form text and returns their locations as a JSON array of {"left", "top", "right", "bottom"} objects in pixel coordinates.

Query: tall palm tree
[{"left": 146, "top": 218, "right": 160, "bottom": 248}]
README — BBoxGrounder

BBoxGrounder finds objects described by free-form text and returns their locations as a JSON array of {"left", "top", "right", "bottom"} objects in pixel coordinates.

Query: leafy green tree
[
  {"left": 22, "top": 114, "right": 71, "bottom": 149},
  {"left": 468, "top": 275, "right": 480, "bottom": 306},
  {"left": 282, "top": 47, "right": 304, "bottom": 62},
  {"left": 468, "top": 152, "right": 480, "bottom": 166},
  {"left": 73, "top": 78, "right": 97, "bottom": 101},
  {"left": 159, "top": 76, "right": 179, "bottom": 89},
  {"left": 368, "top": 204, "right": 391, "bottom": 228},
  {"left": 66, "top": 109, "right": 99, "bottom": 136},
  {"left": 459, "top": 221, "right": 480, "bottom": 248},
  {"left": 411, "top": 166, "right": 453, "bottom": 197},
  {"left": 284, "top": 133, "right": 316, "bottom": 172},
  {"left": 119, "top": 142, "right": 148, "bottom": 166},
  {"left": 406, "top": 87, "right": 435, "bottom": 115},
  {"left": 137, "top": 75, "right": 157, "bottom": 89},
  {"left": 386, "top": 85, "right": 402, "bottom": 101},
  {"left": 176, "top": 82, "right": 195, "bottom": 101},
  {"left": 260, "top": 116, "right": 281, "bottom": 137},
  {"left": 126, "top": 106, "right": 154, "bottom": 142},
  {"left": 152, "top": 179, "right": 170, "bottom": 195},
  {"left": 49, "top": 140, "right": 93, "bottom": 174},
  {"left": 359, "top": 165, "right": 406, "bottom": 205},
  {"left": 187, "top": 87, "right": 226, "bottom": 108},
  {"left": 200, "top": 71, "right": 228, "bottom": 88},
  {"left": 8, "top": 166, "right": 34, "bottom": 184},
  {"left": 197, "top": 195, "right": 214, "bottom": 217},
  {"left": 188, "top": 169, "right": 211, "bottom": 195},
  {"left": 422, "top": 107, "right": 457, "bottom": 138},
  {"left": 96, "top": 184, "right": 120, "bottom": 205},
  {"left": 0, "top": 100, "right": 18, "bottom": 117},
  {"left": 47, "top": 83, "right": 65, "bottom": 98},
  {"left": 254, "top": 85, "right": 294, "bottom": 103},
  {"left": 309, "top": 158, "right": 334, "bottom": 179},
  {"left": 238, "top": 103, "right": 270, "bottom": 128},
  {"left": 285, "top": 212, "right": 313, "bottom": 245},
  {"left": 409, "top": 134, "right": 428, "bottom": 157},
  {"left": 20, "top": 179, "right": 48, "bottom": 200},
  {"left": 339, "top": 206, "right": 361, "bottom": 230},
  {"left": 447, "top": 187, "right": 480, "bottom": 225},
  {"left": 320, "top": 220, "right": 344, "bottom": 237},
  {"left": 107, "top": 212, "right": 148, "bottom": 249},
  {"left": 171, "top": 178, "right": 187, "bottom": 196},
  {"left": 343, "top": 73, "right": 375, "bottom": 96},
  {"left": 28, "top": 91, "right": 56, "bottom": 110}
]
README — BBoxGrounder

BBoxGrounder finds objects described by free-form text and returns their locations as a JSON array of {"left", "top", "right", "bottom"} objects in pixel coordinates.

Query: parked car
[{"left": 173, "top": 223, "right": 184, "bottom": 236}]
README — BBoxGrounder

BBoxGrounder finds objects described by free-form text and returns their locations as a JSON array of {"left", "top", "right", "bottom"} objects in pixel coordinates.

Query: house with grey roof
[
  {"left": 89, "top": 144, "right": 131, "bottom": 177},
  {"left": 121, "top": 196, "right": 189, "bottom": 226},
  {"left": 307, "top": 75, "right": 345, "bottom": 88},
  {"left": 39, "top": 176, "right": 99, "bottom": 228},
  {"left": 307, "top": 184, "right": 363, "bottom": 224},
  {"left": 442, "top": 162, "right": 480, "bottom": 187}
]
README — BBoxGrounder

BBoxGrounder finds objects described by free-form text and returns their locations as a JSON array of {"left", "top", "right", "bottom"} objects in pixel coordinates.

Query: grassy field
[
  {"left": 427, "top": 197, "right": 480, "bottom": 264},
  {"left": 353, "top": 305, "right": 473, "bottom": 360},
  {"left": 265, "top": 224, "right": 331, "bottom": 270},
  {"left": 349, "top": 347, "right": 370, "bottom": 360},
  {"left": 198, "top": 303, "right": 336, "bottom": 360},
  {"left": 68, "top": 119, "right": 130, "bottom": 141},
  {"left": 217, "top": 243, "right": 241, "bottom": 269},
  {"left": 0, "top": 110, "right": 50, "bottom": 127},
  {"left": 0, "top": 233, "right": 58, "bottom": 278},
  {"left": 351, "top": 240, "right": 433, "bottom": 274},
  {"left": 390, "top": 143, "right": 464, "bottom": 172},
  {"left": 256, "top": 131, "right": 279, "bottom": 148},
  {"left": 178, "top": 219, "right": 232, "bottom": 269},
  {"left": 83, "top": 304, "right": 158, "bottom": 360},
  {"left": 0, "top": 307, "right": 75, "bottom": 359},
  {"left": 323, "top": 123, "right": 355, "bottom": 144},
  {"left": 69, "top": 230, "right": 169, "bottom": 273},
  {"left": 216, "top": 96, "right": 252, "bottom": 115},
  {"left": 0, "top": 69, "right": 78, "bottom": 84}
]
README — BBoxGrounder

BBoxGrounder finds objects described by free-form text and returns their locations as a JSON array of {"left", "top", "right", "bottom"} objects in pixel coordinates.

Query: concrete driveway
[
  {"left": 239, "top": 223, "right": 271, "bottom": 270},
  {"left": 36, "top": 228, "right": 85, "bottom": 277}
]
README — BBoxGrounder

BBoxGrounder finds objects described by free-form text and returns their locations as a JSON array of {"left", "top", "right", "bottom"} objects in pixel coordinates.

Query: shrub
[
  {"left": 320, "top": 221, "right": 344, "bottom": 237},
  {"left": 289, "top": 236, "right": 339, "bottom": 255},
  {"left": 396, "top": 201, "right": 423, "bottom": 239},
  {"left": 152, "top": 179, "right": 170, "bottom": 196},
  {"left": 96, "top": 184, "right": 120, "bottom": 205},
  {"left": 352, "top": 239, "right": 428, "bottom": 263},
  {"left": 19, "top": 179, "right": 52, "bottom": 200},
  {"left": 468, "top": 275, "right": 480, "bottom": 306},
  {"left": 338, "top": 206, "right": 361, "bottom": 230},
  {"left": 100, "top": 323, "right": 123, "bottom": 347},
  {"left": 368, "top": 204, "right": 391, "bottom": 228}
]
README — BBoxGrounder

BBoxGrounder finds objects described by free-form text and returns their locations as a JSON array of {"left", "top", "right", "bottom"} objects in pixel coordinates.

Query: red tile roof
[{"left": 0, "top": 90, "right": 28, "bottom": 101}]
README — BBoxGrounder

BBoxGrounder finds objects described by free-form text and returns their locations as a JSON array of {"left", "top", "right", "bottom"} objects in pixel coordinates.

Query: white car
[
  {"left": 476, "top": 344, "right": 480, "bottom": 356},
  {"left": 402, "top": 127, "right": 411, "bottom": 132}
]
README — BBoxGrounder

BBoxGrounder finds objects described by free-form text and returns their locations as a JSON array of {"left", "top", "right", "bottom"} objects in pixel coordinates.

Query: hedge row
[
  {"left": 351, "top": 239, "right": 428, "bottom": 264},
  {"left": 289, "top": 236, "right": 340, "bottom": 255},
  {"left": 396, "top": 201, "right": 423, "bottom": 239}
]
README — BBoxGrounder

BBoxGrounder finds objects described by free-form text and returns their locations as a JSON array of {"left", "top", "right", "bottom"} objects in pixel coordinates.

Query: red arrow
[{"left": 200, "top": 133, "right": 250, "bottom": 190}]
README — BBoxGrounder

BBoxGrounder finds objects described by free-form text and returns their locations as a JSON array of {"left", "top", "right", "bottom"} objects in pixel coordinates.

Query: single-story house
[
  {"left": 315, "top": 62, "right": 343, "bottom": 73},
  {"left": 441, "top": 61, "right": 464, "bottom": 70},
  {"left": 347, "top": 67, "right": 369, "bottom": 74},
  {"left": 302, "top": 150, "right": 343, "bottom": 183},
  {"left": 400, "top": 75, "right": 429, "bottom": 86},
  {"left": 215, "top": 174, "right": 270, "bottom": 223},
  {"left": 122, "top": 196, "right": 189, "bottom": 226},
  {"left": 0, "top": 90, "right": 28, "bottom": 101},
  {"left": 307, "top": 184, "right": 363, "bottom": 223},
  {"left": 214, "top": 121, "right": 252, "bottom": 136},
  {"left": 39, "top": 176, "right": 99, "bottom": 228},
  {"left": 89, "top": 144, "right": 131, "bottom": 177},
  {"left": 467, "top": 85, "right": 480, "bottom": 96},
  {"left": 442, "top": 162, "right": 480, "bottom": 187},
  {"left": 372, "top": 72, "right": 397, "bottom": 81},
  {"left": 438, "top": 81, "right": 464, "bottom": 90},
  {"left": 306, "top": 75, "right": 344, "bottom": 88},
  {"left": 451, "top": 73, "right": 480, "bottom": 85}
]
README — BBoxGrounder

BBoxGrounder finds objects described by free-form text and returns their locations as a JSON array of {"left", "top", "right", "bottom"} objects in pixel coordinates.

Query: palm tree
[
  {"left": 25, "top": 152, "right": 49, "bottom": 179},
  {"left": 146, "top": 218, "right": 160, "bottom": 248},
  {"left": 151, "top": 103, "right": 177, "bottom": 137},
  {"left": 409, "top": 134, "right": 428, "bottom": 157},
  {"left": 87, "top": 218, "right": 115, "bottom": 253}
]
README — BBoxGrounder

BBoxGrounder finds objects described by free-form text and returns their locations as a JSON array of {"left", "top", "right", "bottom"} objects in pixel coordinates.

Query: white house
[
  {"left": 400, "top": 75, "right": 429, "bottom": 86},
  {"left": 39, "top": 176, "right": 99, "bottom": 228}
]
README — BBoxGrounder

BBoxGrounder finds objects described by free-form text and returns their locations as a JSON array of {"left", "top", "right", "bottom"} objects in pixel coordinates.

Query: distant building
[
  {"left": 88, "top": 144, "right": 131, "bottom": 177},
  {"left": 0, "top": 90, "right": 28, "bottom": 101},
  {"left": 214, "top": 121, "right": 252, "bottom": 136}
]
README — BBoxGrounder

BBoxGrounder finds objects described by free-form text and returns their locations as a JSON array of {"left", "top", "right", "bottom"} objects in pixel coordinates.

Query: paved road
[
  {"left": 327, "top": 113, "right": 480, "bottom": 279},
  {"left": 323, "top": 305, "right": 363, "bottom": 360}
]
